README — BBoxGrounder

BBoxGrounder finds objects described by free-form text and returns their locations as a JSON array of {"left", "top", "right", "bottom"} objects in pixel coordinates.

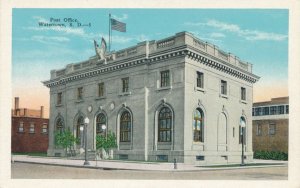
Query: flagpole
[{"left": 109, "top": 13, "right": 111, "bottom": 52}]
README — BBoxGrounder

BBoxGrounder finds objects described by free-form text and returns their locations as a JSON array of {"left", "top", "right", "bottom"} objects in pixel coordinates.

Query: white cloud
[
  {"left": 32, "top": 16, "right": 48, "bottom": 23},
  {"left": 31, "top": 35, "right": 70, "bottom": 44},
  {"left": 206, "top": 20, "right": 240, "bottom": 33},
  {"left": 186, "top": 19, "right": 287, "bottom": 42},
  {"left": 111, "top": 14, "right": 128, "bottom": 21},
  {"left": 210, "top": 32, "right": 226, "bottom": 38}
]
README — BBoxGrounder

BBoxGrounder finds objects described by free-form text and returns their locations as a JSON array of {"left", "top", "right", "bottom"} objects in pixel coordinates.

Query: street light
[
  {"left": 80, "top": 125, "right": 84, "bottom": 150},
  {"left": 84, "top": 117, "right": 90, "bottom": 166},
  {"left": 240, "top": 118, "right": 246, "bottom": 166}
]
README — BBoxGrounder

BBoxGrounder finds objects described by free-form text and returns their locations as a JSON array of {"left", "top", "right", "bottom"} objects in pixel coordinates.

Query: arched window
[
  {"left": 56, "top": 118, "right": 64, "bottom": 133},
  {"left": 158, "top": 107, "right": 172, "bottom": 142},
  {"left": 193, "top": 108, "right": 204, "bottom": 142},
  {"left": 96, "top": 113, "right": 106, "bottom": 136},
  {"left": 76, "top": 116, "right": 84, "bottom": 140},
  {"left": 239, "top": 117, "right": 246, "bottom": 144},
  {"left": 120, "top": 111, "right": 131, "bottom": 142}
]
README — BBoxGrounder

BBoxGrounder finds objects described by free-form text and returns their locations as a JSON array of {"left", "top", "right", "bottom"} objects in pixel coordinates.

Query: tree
[
  {"left": 96, "top": 131, "right": 117, "bottom": 159},
  {"left": 55, "top": 129, "right": 79, "bottom": 157}
]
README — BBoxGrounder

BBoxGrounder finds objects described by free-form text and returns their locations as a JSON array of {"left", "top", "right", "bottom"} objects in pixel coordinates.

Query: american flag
[{"left": 111, "top": 18, "right": 126, "bottom": 32}]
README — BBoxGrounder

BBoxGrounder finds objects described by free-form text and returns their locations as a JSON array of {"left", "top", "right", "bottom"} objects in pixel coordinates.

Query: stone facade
[
  {"left": 252, "top": 97, "right": 289, "bottom": 153},
  {"left": 43, "top": 32, "right": 259, "bottom": 164},
  {"left": 11, "top": 97, "right": 49, "bottom": 153}
]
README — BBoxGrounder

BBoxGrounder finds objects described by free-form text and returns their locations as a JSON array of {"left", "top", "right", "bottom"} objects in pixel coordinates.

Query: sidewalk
[{"left": 11, "top": 155, "right": 287, "bottom": 172}]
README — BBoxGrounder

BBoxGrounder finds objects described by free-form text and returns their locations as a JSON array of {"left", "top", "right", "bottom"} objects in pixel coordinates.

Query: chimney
[
  {"left": 14, "top": 97, "right": 19, "bottom": 116},
  {"left": 40, "top": 106, "right": 44, "bottom": 118}
]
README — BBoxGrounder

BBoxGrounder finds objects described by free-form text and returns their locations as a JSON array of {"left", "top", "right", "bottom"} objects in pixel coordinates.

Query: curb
[{"left": 12, "top": 159, "right": 288, "bottom": 172}]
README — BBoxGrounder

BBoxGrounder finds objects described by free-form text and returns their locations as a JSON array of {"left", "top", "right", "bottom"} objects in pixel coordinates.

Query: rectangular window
[
  {"left": 98, "top": 82, "right": 105, "bottom": 97},
  {"left": 196, "top": 72, "right": 204, "bottom": 88},
  {"left": 42, "top": 124, "right": 48, "bottom": 133},
  {"left": 278, "top": 105, "right": 285, "bottom": 114},
  {"left": 257, "top": 124, "right": 262, "bottom": 136},
  {"left": 269, "top": 123, "right": 276, "bottom": 135},
  {"left": 221, "top": 80, "right": 227, "bottom": 95},
  {"left": 196, "top": 156, "right": 205, "bottom": 161},
  {"left": 286, "top": 105, "right": 289, "bottom": 114},
  {"left": 29, "top": 123, "right": 35, "bottom": 133},
  {"left": 254, "top": 107, "right": 262, "bottom": 116},
  {"left": 156, "top": 155, "right": 168, "bottom": 161},
  {"left": 18, "top": 122, "right": 24, "bottom": 132},
  {"left": 270, "top": 106, "right": 277, "bottom": 115},
  {"left": 122, "top": 77, "right": 129, "bottom": 92},
  {"left": 241, "top": 87, "right": 246, "bottom": 101},
  {"left": 262, "top": 107, "right": 269, "bottom": 115},
  {"left": 57, "top": 92, "right": 62, "bottom": 105},
  {"left": 77, "top": 87, "right": 83, "bottom": 100},
  {"left": 160, "top": 70, "right": 170, "bottom": 87}
]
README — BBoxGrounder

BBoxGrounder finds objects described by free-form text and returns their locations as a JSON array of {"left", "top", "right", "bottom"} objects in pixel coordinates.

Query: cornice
[
  {"left": 186, "top": 50, "right": 259, "bottom": 83},
  {"left": 43, "top": 47, "right": 259, "bottom": 88}
]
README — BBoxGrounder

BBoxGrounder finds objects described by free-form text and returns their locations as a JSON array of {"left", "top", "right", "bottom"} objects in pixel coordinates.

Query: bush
[
  {"left": 55, "top": 130, "right": 79, "bottom": 156},
  {"left": 96, "top": 131, "right": 117, "bottom": 153},
  {"left": 254, "top": 151, "right": 288, "bottom": 161}
]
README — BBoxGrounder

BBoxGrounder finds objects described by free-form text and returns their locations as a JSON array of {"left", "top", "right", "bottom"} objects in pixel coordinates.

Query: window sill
[
  {"left": 192, "top": 142, "right": 204, "bottom": 145},
  {"left": 41, "top": 132, "right": 48, "bottom": 135},
  {"left": 194, "top": 86, "right": 206, "bottom": 93},
  {"left": 156, "top": 86, "right": 172, "bottom": 91},
  {"left": 157, "top": 141, "right": 172, "bottom": 144},
  {"left": 56, "top": 104, "right": 63, "bottom": 107},
  {"left": 240, "top": 99, "right": 247, "bottom": 104},
  {"left": 119, "top": 91, "right": 131, "bottom": 96},
  {"left": 75, "top": 99, "right": 84, "bottom": 103},
  {"left": 29, "top": 132, "right": 35, "bottom": 134},
  {"left": 119, "top": 141, "right": 132, "bottom": 144},
  {"left": 17, "top": 131, "right": 25, "bottom": 133},
  {"left": 95, "top": 96, "right": 106, "bottom": 100},
  {"left": 219, "top": 94, "right": 228, "bottom": 99}
]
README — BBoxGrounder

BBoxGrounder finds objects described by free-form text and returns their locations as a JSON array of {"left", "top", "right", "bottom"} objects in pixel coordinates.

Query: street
[{"left": 11, "top": 162, "right": 288, "bottom": 180}]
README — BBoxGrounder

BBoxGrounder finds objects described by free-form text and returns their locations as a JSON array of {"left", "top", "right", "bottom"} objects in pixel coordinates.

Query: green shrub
[{"left": 254, "top": 151, "right": 288, "bottom": 161}]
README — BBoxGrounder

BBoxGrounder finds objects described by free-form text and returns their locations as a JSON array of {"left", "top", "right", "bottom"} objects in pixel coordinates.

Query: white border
[{"left": 1, "top": 0, "right": 299, "bottom": 187}]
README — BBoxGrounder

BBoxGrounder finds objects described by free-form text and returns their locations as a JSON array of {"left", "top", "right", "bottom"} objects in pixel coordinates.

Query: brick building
[
  {"left": 11, "top": 97, "right": 49, "bottom": 153},
  {"left": 252, "top": 97, "right": 289, "bottom": 153}
]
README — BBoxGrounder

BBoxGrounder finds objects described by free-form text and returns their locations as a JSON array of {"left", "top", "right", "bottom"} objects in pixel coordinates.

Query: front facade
[
  {"left": 43, "top": 32, "right": 259, "bottom": 164},
  {"left": 11, "top": 97, "right": 49, "bottom": 153},
  {"left": 252, "top": 97, "right": 289, "bottom": 153}
]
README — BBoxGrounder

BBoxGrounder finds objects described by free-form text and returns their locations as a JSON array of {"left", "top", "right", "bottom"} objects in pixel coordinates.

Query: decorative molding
[
  {"left": 43, "top": 48, "right": 259, "bottom": 88},
  {"left": 198, "top": 99, "right": 202, "bottom": 107},
  {"left": 87, "top": 105, "right": 93, "bottom": 113}
]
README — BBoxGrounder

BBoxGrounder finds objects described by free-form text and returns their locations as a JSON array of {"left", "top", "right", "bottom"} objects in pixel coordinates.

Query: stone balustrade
[{"left": 50, "top": 31, "right": 253, "bottom": 79}]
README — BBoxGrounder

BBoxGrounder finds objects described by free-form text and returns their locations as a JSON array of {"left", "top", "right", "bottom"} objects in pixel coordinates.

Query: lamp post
[
  {"left": 101, "top": 124, "right": 107, "bottom": 133},
  {"left": 79, "top": 125, "right": 84, "bottom": 153},
  {"left": 102, "top": 124, "right": 107, "bottom": 158},
  {"left": 84, "top": 117, "right": 90, "bottom": 166},
  {"left": 240, "top": 119, "right": 246, "bottom": 166}
]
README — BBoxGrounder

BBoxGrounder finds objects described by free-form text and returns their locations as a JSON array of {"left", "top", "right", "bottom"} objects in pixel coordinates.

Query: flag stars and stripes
[{"left": 111, "top": 18, "right": 126, "bottom": 32}]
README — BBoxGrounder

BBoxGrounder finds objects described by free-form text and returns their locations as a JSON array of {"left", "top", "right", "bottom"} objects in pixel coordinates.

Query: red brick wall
[
  {"left": 252, "top": 119, "right": 288, "bottom": 153},
  {"left": 11, "top": 117, "right": 49, "bottom": 153}
]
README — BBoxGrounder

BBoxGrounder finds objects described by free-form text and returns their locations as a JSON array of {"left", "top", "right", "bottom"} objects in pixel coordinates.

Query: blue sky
[{"left": 12, "top": 9, "right": 288, "bottom": 114}]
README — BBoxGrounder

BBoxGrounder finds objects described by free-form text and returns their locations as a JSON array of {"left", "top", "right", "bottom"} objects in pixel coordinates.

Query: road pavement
[{"left": 11, "top": 162, "right": 288, "bottom": 180}]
